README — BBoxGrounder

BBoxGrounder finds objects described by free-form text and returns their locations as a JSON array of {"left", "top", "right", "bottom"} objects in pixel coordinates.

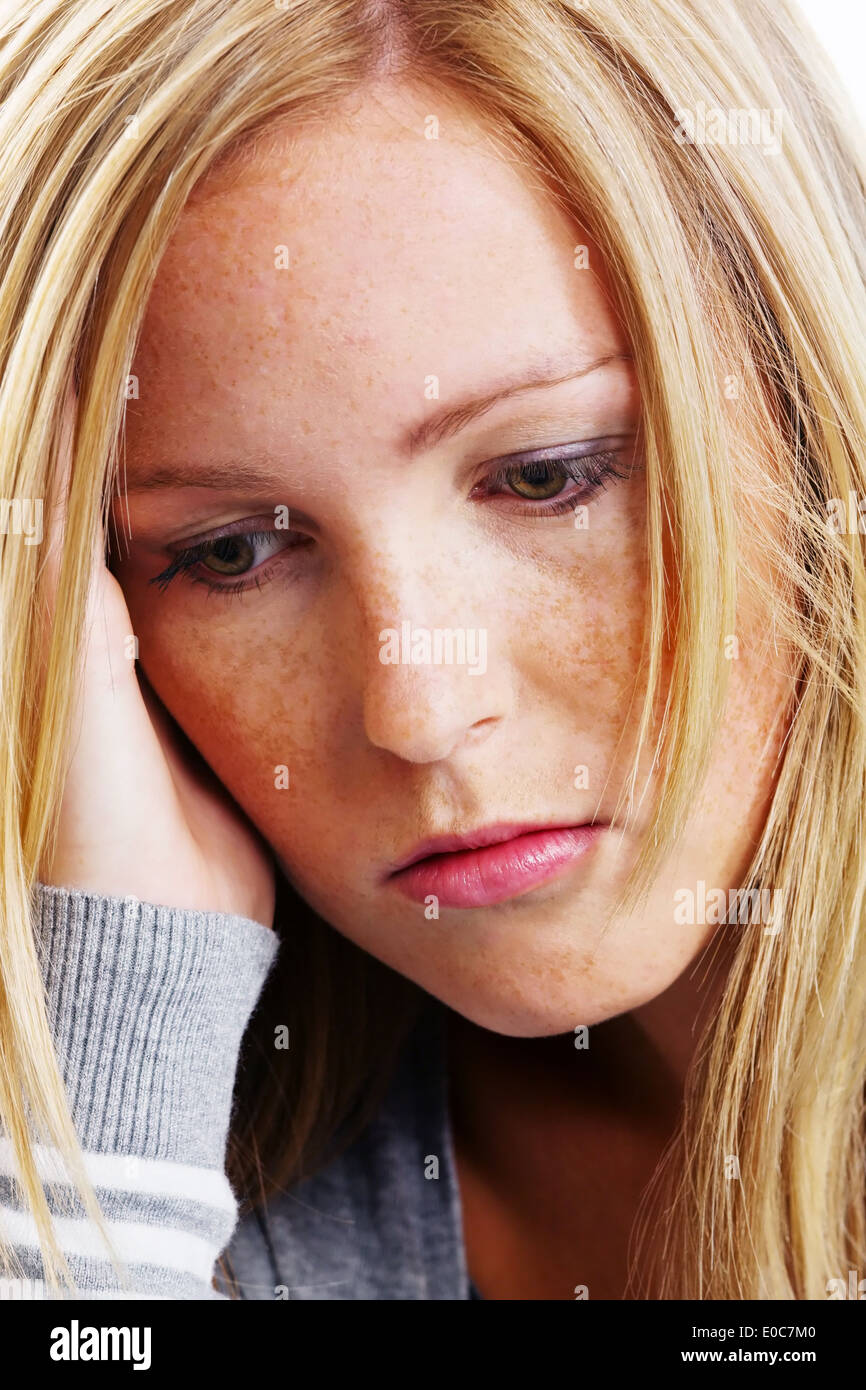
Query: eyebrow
[
  {"left": 119, "top": 459, "right": 291, "bottom": 495},
  {"left": 403, "top": 351, "right": 632, "bottom": 456},
  {"left": 121, "top": 351, "right": 632, "bottom": 494}
]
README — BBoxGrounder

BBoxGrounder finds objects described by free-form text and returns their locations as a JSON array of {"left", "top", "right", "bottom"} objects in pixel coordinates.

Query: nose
[{"left": 353, "top": 541, "right": 511, "bottom": 764}]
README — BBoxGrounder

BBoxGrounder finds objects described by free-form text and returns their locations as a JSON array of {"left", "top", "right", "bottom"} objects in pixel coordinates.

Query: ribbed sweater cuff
[{"left": 32, "top": 883, "right": 279, "bottom": 1170}]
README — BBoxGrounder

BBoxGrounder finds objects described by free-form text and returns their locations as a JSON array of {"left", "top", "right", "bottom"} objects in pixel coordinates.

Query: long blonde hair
[{"left": 1, "top": 0, "right": 864, "bottom": 1299}]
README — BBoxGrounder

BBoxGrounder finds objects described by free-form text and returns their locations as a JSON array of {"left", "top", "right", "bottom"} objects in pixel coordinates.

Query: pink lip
[{"left": 387, "top": 821, "right": 605, "bottom": 908}]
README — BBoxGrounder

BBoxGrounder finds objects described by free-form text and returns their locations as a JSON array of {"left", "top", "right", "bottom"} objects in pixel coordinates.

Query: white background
[{"left": 794, "top": 0, "right": 865, "bottom": 123}]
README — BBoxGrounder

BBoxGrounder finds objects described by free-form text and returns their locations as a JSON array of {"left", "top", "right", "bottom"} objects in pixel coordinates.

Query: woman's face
[{"left": 112, "top": 80, "right": 792, "bottom": 1034}]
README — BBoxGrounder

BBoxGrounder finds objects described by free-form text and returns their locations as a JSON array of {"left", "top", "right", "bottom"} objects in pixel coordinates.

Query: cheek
[
  {"left": 675, "top": 624, "right": 793, "bottom": 889},
  {"left": 513, "top": 496, "right": 651, "bottom": 781},
  {"left": 709, "top": 654, "right": 791, "bottom": 823},
  {"left": 126, "top": 595, "right": 342, "bottom": 840}
]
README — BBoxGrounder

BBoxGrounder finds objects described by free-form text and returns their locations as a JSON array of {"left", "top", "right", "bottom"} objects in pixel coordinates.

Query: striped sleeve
[{"left": 0, "top": 883, "right": 278, "bottom": 1300}]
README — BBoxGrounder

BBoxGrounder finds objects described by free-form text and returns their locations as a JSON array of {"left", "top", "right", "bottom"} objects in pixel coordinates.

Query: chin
[
  {"left": 409, "top": 957, "right": 644, "bottom": 1037},
  {"left": 413, "top": 928, "right": 711, "bottom": 1037}
]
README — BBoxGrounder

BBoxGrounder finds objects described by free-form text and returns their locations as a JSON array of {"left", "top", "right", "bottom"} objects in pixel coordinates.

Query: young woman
[{"left": 1, "top": 0, "right": 865, "bottom": 1301}]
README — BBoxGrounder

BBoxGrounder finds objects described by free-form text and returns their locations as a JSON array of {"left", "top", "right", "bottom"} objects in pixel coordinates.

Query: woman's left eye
[{"left": 476, "top": 445, "right": 631, "bottom": 515}]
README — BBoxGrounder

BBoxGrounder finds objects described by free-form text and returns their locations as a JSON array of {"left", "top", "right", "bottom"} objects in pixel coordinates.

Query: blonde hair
[{"left": 1, "top": 0, "right": 864, "bottom": 1299}]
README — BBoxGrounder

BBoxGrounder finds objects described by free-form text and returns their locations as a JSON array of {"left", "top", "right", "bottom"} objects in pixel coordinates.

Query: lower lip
[{"left": 388, "top": 825, "right": 605, "bottom": 909}]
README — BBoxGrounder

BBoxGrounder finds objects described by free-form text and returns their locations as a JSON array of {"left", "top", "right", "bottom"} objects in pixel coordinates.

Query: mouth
[{"left": 386, "top": 820, "right": 606, "bottom": 909}]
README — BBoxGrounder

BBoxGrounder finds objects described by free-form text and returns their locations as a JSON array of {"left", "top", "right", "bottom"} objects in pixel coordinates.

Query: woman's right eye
[
  {"left": 197, "top": 533, "right": 272, "bottom": 575},
  {"left": 150, "top": 527, "right": 307, "bottom": 593}
]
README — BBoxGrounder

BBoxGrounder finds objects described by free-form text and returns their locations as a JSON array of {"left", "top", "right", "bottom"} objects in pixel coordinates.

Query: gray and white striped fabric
[{"left": 0, "top": 883, "right": 278, "bottom": 1300}]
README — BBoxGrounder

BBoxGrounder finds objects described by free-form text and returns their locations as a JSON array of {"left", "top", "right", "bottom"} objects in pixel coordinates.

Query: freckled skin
[{"left": 112, "top": 79, "right": 793, "bottom": 1037}]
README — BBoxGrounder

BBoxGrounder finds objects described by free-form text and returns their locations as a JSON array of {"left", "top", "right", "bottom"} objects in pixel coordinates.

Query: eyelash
[
  {"left": 478, "top": 447, "right": 629, "bottom": 515},
  {"left": 149, "top": 447, "right": 631, "bottom": 598},
  {"left": 150, "top": 530, "right": 297, "bottom": 596}
]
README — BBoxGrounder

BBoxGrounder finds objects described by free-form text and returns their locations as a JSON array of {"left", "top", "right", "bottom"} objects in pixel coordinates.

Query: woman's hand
[{"left": 38, "top": 382, "right": 276, "bottom": 928}]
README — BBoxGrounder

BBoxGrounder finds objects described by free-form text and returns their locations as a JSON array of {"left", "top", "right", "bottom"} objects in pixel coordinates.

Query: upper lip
[{"left": 387, "top": 820, "right": 595, "bottom": 876}]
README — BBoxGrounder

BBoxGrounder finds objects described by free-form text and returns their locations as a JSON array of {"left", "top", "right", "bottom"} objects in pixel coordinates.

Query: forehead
[{"left": 126, "top": 81, "right": 625, "bottom": 466}]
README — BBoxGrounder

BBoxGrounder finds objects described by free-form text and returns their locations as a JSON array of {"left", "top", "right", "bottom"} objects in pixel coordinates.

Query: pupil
[
  {"left": 509, "top": 461, "right": 567, "bottom": 499},
  {"left": 203, "top": 536, "right": 254, "bottom": 574}
]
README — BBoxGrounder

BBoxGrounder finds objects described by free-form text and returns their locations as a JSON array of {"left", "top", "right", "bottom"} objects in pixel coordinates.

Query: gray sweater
[{"left": 0, "top": 884, "right": 473, "bottom": 1300}]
